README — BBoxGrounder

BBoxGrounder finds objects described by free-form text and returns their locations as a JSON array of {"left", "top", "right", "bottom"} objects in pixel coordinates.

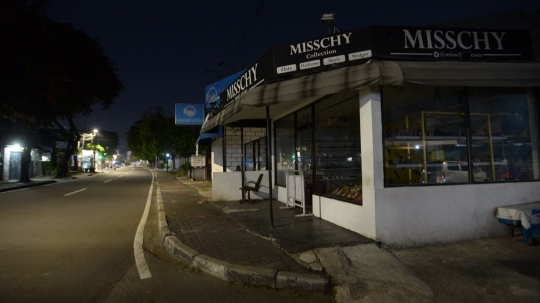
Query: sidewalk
[{"left": 155, "top": 170, "right": 540, "bottom": 302}]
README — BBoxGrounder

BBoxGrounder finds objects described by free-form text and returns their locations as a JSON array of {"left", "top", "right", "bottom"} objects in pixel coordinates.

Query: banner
[{"left": 175, "top": 103, "right": 204, "bottom": 125}]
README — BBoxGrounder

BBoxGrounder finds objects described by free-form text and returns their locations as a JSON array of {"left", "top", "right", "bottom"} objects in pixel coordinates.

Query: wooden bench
[{"left": 239, "top": 174, "right": 263, "bottom": 204}]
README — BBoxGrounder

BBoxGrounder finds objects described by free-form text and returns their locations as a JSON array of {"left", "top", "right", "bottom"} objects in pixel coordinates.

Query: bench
[{"left": 239, "top": 174, "right": 263, "bottom": 204}]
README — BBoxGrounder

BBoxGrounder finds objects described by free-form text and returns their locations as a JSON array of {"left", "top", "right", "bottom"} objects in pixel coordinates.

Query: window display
[
  {"left": 468, "top": 87, "right": 539, "bottom": 181},
  {"left": 274, "top": 91, "right": 362, "bottom": 204},
  {"left": 382, "top": 86, "right": 540, "bottom": 186},
  {"left": 314, "top": 94, "right": 361, "bottom": 203}
]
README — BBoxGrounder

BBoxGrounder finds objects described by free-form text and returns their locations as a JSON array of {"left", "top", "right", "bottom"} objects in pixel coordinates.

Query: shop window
[
  {"left": 275, "top": 113, "right": 295, "bottom": 186},
  {"left": 244, "top": 137, "right": 266, "bottom": 171},
  {"left": 382, "top": 86, "right": 540, "bottom": 186},
  {"left": 314, "top": 94, "right": 362, "bottom": 204},
  {"left": 468, "top": 87, "right": 539, "bottom": 181}
]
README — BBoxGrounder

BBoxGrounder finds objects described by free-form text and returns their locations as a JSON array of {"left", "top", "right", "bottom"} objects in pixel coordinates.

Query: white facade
[{"left": 209, "top": 83, "right": 540, "bottom": 248}]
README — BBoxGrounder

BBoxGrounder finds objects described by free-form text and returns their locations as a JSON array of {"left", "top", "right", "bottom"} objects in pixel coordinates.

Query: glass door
[{"left": 297, "top": 124, "right": 313, "bottom": 208}]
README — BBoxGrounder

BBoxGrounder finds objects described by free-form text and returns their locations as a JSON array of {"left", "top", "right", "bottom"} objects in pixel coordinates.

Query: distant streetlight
[{"left": 166, "top": 153, "right": 170, "bottom": 173}]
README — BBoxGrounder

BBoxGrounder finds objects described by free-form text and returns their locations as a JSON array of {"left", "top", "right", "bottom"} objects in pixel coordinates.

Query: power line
[{"left": 230, "top": 0, "right": 266, "bottom": 62}]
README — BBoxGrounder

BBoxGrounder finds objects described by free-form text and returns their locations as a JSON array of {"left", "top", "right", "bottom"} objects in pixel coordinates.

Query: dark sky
[{"left": 45, "top": 0, "right": 540, "bottom": 154}]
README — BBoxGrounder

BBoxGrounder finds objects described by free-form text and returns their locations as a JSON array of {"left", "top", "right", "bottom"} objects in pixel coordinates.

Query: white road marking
[
  {"left": 64, "top": 188, "right": 87, "bottom": 196},
  {"left": 133, "top": 171, "right": 154, "bottom": 279},
  {"left": 118, "top": 175, "right": 123, "bottom": 178},
  {"left": 104, "top": 180, "right": 112, "bottom": 183}
]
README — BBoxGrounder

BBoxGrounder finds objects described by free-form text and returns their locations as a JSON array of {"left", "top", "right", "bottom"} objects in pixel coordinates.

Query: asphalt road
[{"left": 0, "top": 167, "right": 332, "bottom": 303}]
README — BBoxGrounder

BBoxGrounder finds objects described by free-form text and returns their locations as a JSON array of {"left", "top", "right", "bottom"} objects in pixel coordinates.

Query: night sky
[{"left": 44, "top": 0, "right": 540, "bottom": 153}]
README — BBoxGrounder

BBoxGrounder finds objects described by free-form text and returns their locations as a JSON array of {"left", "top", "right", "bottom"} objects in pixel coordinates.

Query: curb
[
  {"left": 0, "top": 180, "right": 56, "bottom": 192},
  {"left": 155, "top": 180, "right": 331, "bottom": 293}
]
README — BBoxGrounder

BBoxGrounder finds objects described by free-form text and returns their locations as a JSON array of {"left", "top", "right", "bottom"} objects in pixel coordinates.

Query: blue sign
[
  {"left": 175, "top": 103, "right": 204, "bottom": 125},
  {"left": 205, "top": 70, "right": 245, "bottom": 110}
]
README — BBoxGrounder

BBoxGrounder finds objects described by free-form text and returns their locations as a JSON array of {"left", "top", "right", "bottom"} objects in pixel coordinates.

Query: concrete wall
[
  {"left": 212, "top": 171, "right": 271, "bottom": 201},
  {"left": 374, "top": 182, "right": 540, "bottom": 248}
]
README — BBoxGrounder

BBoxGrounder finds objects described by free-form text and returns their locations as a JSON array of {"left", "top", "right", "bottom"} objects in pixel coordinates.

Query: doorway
[{"left": 9, "top": 151, "right": 22, "bottom": 180}]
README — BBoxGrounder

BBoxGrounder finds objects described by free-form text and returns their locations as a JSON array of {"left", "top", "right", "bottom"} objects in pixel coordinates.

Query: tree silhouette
[{"left": 0, "top": 0, "right": 124, "bottom": 180}]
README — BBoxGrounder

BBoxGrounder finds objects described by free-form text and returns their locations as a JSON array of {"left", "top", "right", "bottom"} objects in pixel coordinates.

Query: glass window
[
  {"left": 245, "top": 141, "right": 254, "bottom": 170},
  {"left": 314, "top": 93, "right": 362, "bottom": 204},
  {"left": 468, "top": 87, "right": 539, "bottom": 181},
  {"left": 244, "top": 137, "right": 267, "bottom": 171},
  {"left": 275, "top": 113, "right": 295, "bottom": 186},
  {"left": 382, "top": 86, "right": 467, "bottom": 185},
  {"left": 382, "top": 86, "right": 540, "bottom": 186},
  {"left": 258, "top": 139, "right": 267, "bottom": 171}
]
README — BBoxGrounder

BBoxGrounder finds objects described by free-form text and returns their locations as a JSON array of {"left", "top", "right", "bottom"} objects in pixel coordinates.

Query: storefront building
[{"left": 201, "top": 25, "right": 540, "bottom": 247}]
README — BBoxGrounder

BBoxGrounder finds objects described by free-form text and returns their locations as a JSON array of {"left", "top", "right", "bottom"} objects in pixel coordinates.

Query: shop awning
[
  {"left": 196, "top": 116, "right": 223, "bottom": 144},
  {"left": 196, "top": 127, "right": 222, "bottom": 143},
  {"left": 202, "top": 60, "right": 540, "bottom": 132}
]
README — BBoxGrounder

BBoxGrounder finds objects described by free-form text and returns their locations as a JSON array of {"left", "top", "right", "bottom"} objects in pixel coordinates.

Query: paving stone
[{"left": 157, "top": 171, "right": 310, "bottom": 274}]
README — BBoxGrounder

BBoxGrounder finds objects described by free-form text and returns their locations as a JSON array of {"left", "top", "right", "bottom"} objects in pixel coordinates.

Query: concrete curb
[
  {"left": 0, "top": 180, "right": 56, "bottom": 192},
  {"left": 155, "top": 178, "right": 331, "bottom": 293}
]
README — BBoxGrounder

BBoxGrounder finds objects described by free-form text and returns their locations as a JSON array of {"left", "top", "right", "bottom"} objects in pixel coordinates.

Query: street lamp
[
  {"left": 321, "top": 13, "right": 339, "bottom": 34},
  {"left": 92, "top": 129, "right": 98, "bottom": 172},
  {"left": 166, "top": 153, "right": 170, "bottom": 173}
]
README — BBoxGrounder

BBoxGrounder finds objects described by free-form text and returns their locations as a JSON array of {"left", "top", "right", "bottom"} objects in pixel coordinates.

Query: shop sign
[
  {"left": 219, "top": 51, "right": 274, "bottom": 110},
  {"left": 218, "top": 26, "right": 533, "bottom": 113},
  {"left": 373, "top": 26, "right": 534, "bottom": 62},
  {"left": 190, "top": 155, "right": 205, "bottom": 168},
  {"left": 175, "top": 103, "right": 204, "bottom": 125},
  {"left": 204, "top": 70, "right": 245, "bottom": 111}
]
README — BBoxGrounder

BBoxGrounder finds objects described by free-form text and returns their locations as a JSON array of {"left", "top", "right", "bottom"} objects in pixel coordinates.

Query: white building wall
[
  {"left": 212, "top": 171, "right": 271, "bottom": 201},
  {"left": 209, "top": 86, "right": 540, "bottom": 248},
  {"left": 374, "top": 182, "right": 540, "bottom": 247},
  {"left": 211, "top": 137, "right": 224, "bottom": 174},
  {"left": 368, "top": 86, "right": 540, "bottom": 248}
]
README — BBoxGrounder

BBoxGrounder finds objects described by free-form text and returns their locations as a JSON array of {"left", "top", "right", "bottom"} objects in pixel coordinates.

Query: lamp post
[
  {"left": 113, "top": 154, "right": 117, "bottom": 170},
  {"left": 79, "top": 132, "right": 94, "bottom": 172},
  {"left": 166, "top": 153, "right": 170, "bottom": 173},
  {"left": 92, "top": 129, "right": 98, "bottom": 172}
]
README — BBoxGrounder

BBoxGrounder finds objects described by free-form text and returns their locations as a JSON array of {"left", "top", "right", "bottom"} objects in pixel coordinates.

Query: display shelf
[
  {"left": 385, "top": 111, "right": 502, "bottom": 184},
  {"left": 311, "top": 139, "right": 362, "bottom": 203}
]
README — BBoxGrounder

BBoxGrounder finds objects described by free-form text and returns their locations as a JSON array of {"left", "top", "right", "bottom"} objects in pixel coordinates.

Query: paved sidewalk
[
  {"left": 158, "top": 171, "right": 308, "bottom": 272},
  {"left": 156, "top": 169, "right": 375, "bottom": 292},
  {"left": 154, "top": 169, "right": 540, "bottom": 302}
]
